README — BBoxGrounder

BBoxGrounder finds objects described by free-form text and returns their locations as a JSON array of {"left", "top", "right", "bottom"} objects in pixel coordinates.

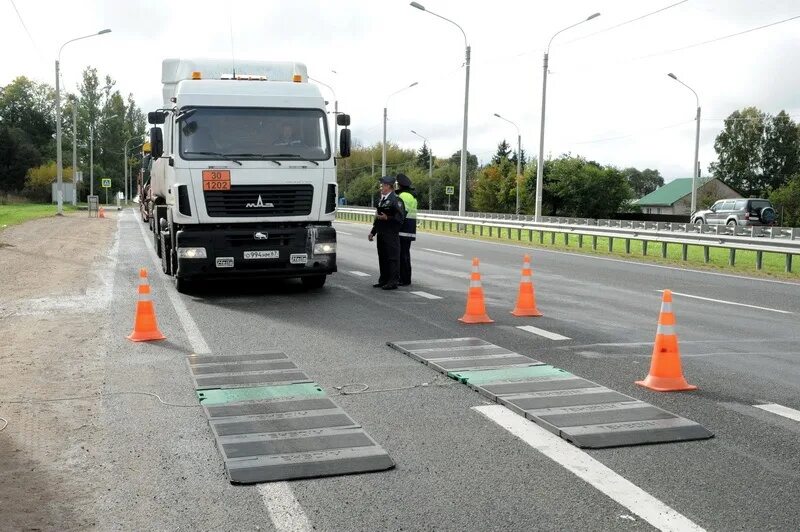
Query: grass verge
[
  {"left": 0, "top": 204, "right": 79, "bottom": 231},
  {"left": 338, "top": 214, "right": 799, "bottom": 282}
]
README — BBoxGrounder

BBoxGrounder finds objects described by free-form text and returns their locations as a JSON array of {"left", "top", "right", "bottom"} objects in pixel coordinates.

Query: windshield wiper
[
  {"left": 183, "top": 151, "right": 242, "bottom": 165},
  {"left": 224, "top": 153, "right": 282, "bottom": 166},
  {"left": 261, "top": 153, "right": 320, "bottom": 166}
]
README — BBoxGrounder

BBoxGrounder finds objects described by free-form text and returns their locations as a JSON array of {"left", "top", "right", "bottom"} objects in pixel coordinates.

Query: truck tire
[
  {"left": 154, "top": 226, "right": 162, "bottom": 258},
  {"left": 301, "top": 275, "right": 326, "bottom": 290},
  {"left": 160, "top": 232, "right": 173, "bottom": 275}
]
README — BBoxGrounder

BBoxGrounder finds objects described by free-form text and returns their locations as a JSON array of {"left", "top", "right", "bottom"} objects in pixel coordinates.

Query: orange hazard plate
[{"left": 202, "top": 169, "right": 231, "bottom": 191}]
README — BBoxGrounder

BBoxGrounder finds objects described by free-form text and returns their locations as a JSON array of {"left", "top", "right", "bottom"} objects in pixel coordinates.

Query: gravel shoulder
[{"left": 0, "top": 212, "right": 118, "bottom": 530}]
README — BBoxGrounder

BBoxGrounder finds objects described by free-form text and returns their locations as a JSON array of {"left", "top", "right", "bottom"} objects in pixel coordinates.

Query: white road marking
[
  {"left": 133, "top": 211, "right": 309, "bottom": 531},
  {"left": 517, "top": 325, "right": 571, "bottom": 341},
  {"left": 753, "top": 403, "right": 800, "bottom": 422},
  {"left": 421, "top": 248, "right": 463, "bottom": 257},
  {"left": 257, "top": 483, "right": 313, "bottom": 532},
  {"left": 410, "top": 291, "right": 442, "bottom": 300},
  {"left": 336, "top": 221, "right": 800, "bottom": 288},
  {"left": 337, "top": 230, "right": 353, "bottom": 236},
  {"left": 473, "top": 405, "right": 705, "bottom": 532},
  {"left": 659, "top": 290, "right": 792, "bottom": 315},
  {"left": 348, "top": 270, "right": 371, "bottom": 277}
]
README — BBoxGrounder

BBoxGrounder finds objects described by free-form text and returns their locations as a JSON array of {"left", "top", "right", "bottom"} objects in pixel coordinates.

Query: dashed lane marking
[
  {"left": 421, "top": 248, "right": 463, "bottom": 257},
  {"left": 348, "top": 271, "right": 371, "bottom": 277},
  {"left": 517, "top": 325, "right": 571, "bottom": 341},
  {"left": 133, "top": 211, "right": 310, "bottom": 531},
  {"left": 658, "top": 290, "right": 792, "bottom": 315},
  {"left": 410, "top": 291, "right": 442, "bottom": 300},
  {"left": 474, "top": 405, "right": 705, "bottom": 532},
  {"left": 753, "top": 403, "right": 800, "bottom": 423}
]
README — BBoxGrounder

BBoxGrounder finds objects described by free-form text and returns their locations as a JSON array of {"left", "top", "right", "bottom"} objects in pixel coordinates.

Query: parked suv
[{"left": 691, "top": 198, "right": 777, "bottom": 226}]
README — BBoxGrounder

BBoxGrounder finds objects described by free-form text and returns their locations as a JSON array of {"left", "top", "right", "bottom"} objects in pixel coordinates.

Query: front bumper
[{"left": 175, "top": 224, "right": 336, "bottom": 280}]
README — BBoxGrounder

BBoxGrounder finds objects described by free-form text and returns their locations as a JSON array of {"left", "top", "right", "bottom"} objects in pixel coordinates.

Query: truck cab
[{"left": 147, "top": 58, "right": 350, "bottom": 292}]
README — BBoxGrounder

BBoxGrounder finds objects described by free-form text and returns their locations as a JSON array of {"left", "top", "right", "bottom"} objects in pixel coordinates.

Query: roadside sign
[
  {"left": 101, "top": 178, "right": 112, "bottom": 188},
  {"left": 88, "top": 195, "right": 99, "bottom": 217},
  {"left": 445, "top": 186, "right": 455, "bottom": 195}
]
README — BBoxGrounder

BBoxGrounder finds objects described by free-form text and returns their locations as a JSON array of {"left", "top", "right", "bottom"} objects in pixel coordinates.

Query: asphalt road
[{"left": 97, "top": 211, "right": 800, "bottom": 531}]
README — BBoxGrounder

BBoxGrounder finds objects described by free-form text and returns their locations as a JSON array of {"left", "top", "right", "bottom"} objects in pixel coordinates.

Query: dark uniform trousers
[
  {"left": 399, "top": 238, "right": 412, "bottom": 285},
  {"left": 377, "top": 233, "right": 400, "bottom": 286}
]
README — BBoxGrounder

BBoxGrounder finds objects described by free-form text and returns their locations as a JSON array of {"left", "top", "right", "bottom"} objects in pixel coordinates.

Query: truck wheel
[
  {"left": 160, "top": 232, "right": 173, "bottom": 275},
  {"left": 301, "top": 275, "right": 326, "bottom": 290},
  {"left": 154, "top": 228, "right": 162, "bottom": 258}
]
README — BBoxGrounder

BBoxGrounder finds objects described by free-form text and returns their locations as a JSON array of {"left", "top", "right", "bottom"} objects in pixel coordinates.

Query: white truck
[{"left": 147, "top": 58, "right": 350, "bottom": 292}]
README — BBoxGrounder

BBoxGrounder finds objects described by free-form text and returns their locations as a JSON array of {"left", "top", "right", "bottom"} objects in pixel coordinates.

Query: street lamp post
[
  {"left": 667, "top": 72, "right": 701, "bottom": 215},
  {"left": 411, "top": 2, "right": 470, "bottom": 217},
  {"left": 72, "top": 99, "right": 78, "bottom": 205},
  {"left": 535, "top": 14, "right": 600, "bottom": 221},
  {"left": 410, "top": 129, "right": 433, "bottom": 211},
  {"left": 493, "top": 113, "right": 522, "bottom": 214},
  {"left": 382, "top": 82, "right": 418, "bottom": 176},
  {"left": 124, "top": 136, "right": 143, "bottom": 206},
  {"left": 55, "top": 28, "right": 111, "bottom": 214}
]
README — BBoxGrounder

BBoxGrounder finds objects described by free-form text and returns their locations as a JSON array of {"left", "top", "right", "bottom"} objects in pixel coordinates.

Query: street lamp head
[
  {"left": 409, "top": 81, "right": 419, "bottom": 88},
  {"left": 667, "top": 72, "right": 678, "bottom": 80},
  {"left": 587, "top": 13, "right": 601, "bottom": 20},
  {"left": 98, "top": 29, "right": 112, "bottom": 35},
  {"left": 410, "top": 2, "right": 426, "bottom": 10},
  {"left": 411, "top": 130, "right": 417, "bottom": 134},
  {"left": 493, "top": 113, "right": 501, "bottom": 118}
]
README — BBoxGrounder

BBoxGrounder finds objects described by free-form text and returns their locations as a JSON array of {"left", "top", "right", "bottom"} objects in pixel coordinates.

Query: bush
[{"left": 23, "top": 162, "right": 73, "bottom": 202}]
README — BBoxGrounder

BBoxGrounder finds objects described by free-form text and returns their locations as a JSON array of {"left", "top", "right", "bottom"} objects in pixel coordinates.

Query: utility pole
[{"left": 72, "top": 102, "right": 78, "bottom": 205}]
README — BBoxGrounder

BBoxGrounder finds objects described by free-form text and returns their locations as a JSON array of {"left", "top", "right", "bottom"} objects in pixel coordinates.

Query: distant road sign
[
  {"left": 445, "top": 186, "right": 455, "bottom": 195},
  {"left": 101, "top": 178, "right": 111, "bottom": 188}
]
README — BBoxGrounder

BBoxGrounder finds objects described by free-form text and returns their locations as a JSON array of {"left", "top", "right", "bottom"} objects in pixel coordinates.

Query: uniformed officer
[
  {"left": 395, "top": 173, "right": 417, "bottom": 286},
  {"left": 368, "top": 176, "right": 405, "bottom": 290}
]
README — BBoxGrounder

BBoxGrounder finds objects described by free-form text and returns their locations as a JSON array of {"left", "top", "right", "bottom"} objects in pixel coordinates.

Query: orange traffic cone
[
  {"left": 635, "top": 290, "right": 696, "bottom": 392},
  {"left": 511, "top": 254, "right": 543, "bottom": 317},
  {"left": 98, "top": 207, "right": 105, "bottom": 219},
  {"left": 128, "top": 268, "right": 166, "bottom": 342},
  {"left": 459, "top": 258, "right": 494, "bottom": 324}
]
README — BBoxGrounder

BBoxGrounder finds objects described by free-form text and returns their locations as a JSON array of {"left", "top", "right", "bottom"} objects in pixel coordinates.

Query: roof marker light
[{"left": 191, "top": 71, "right": 202, "bottom": 80}]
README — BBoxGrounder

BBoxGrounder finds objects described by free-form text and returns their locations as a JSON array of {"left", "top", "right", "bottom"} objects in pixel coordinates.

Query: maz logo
[{"left": 246, "top": 195, "right": 275, "bottom": 208}]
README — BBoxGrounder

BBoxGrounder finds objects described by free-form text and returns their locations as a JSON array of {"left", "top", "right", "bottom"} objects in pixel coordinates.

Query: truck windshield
[{"left": 179, "top": 107, "right": 330, "bottom": 161}]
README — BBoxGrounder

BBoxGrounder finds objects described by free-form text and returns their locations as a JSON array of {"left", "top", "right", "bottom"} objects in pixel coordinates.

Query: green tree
[
  {"left": 770, "top": 173, "right": 800, "bottom": 227},
  {"left": 472, "top": 164, "right": 504, "bottom": 212},
  {"left": 24, "top": 162, "right": 74, "bottom": 202},
  {"left": 546, "top": 156, "right": 633, "bottom": 218},
  {"left": 762, "top": 111, "right": 800, "bottom": 192},
  {"left": 0, "top": 76, "right": 55, "bottom": 158},
  {"left": 416, "top": 142, "right": 431, "bottom": 170},
  {"left": 710, "top": 107, "right": 767, "bottom": 196},
  {"left": 622, "top": 167, "right": 664, "bottom": 198},
  {"left": 0, "top": 126, "right": 42, "bottom": 193},
  {"left": 448, "top": 150, "right": 478, "bottom": 177},
  {"left": 510, "top": 147, "right": 527, "bottom": 173},
  {"left": 491, "top": 140, "right": 512, "bottom": 166}
]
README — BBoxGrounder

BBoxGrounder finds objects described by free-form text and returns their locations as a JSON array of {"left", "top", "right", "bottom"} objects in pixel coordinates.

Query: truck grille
[{"left": 204, "top": 185, "right": 314, "bottom": 217}]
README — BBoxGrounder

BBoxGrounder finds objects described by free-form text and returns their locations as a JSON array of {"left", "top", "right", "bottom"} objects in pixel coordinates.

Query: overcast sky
[{"left": 3, "top": 0, "right": 800, "bottom": 181}]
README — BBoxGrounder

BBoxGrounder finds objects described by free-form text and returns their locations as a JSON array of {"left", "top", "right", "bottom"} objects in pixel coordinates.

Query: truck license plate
[
  {"left": 244, "top": 250, "right": 279, "bottom": 260},
  {"left": 290, "top": 253, "right": 308, "bottom": 265},
  {"left": 216, "top": 257, "right": 234, "bottom": 268}
]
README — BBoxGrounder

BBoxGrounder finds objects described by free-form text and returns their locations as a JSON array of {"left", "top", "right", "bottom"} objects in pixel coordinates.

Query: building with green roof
[{"left": 633, "top": 177, "right": 740, "bottom": 215}]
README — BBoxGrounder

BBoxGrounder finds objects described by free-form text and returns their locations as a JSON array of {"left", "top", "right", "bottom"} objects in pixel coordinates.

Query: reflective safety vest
[{"left": 397, "top": 190, "right": 418, "bottom": 240}]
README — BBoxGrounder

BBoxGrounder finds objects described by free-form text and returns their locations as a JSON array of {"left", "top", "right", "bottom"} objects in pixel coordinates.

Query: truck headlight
[
  {"left": 178, "top": 247, "right": 207, "bottom": 259},
  {"left": 313, "top": 242, "right": 336, "bottom": 254}
]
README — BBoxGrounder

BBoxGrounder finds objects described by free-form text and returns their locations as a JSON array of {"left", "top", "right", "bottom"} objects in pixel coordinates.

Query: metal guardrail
[{"left": 337, "top": 207, "right": 800, "bottom": 273}]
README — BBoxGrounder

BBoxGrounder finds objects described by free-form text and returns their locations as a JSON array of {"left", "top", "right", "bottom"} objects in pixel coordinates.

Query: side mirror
[
  {"left": 149, "top": 127, "right": 164, "bottom": 159},
  {"left": 148, "top": 111, "right": 167, "bottom": 125},
  {"left": 336, "top": 113, "right": 351, "bottom": 127},
  {"left": 339, "top": 128, "right": 351, "bottom": 158}
]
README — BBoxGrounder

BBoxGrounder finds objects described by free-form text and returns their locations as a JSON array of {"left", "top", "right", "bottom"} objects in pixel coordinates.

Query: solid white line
[
  {"left": 410, "top": 291, "right": 442, "bottom": 300},
  {"left": 348, "top": 270, "right": 371, "bottom": 277},
  {"left": 473, "top": 405, "right": 705, "bottom": 532},
  {"left": 659, "top": 290, "right": 793, "bottom": 314},
  {"left": 421, "top": 248, "right": 463, "bottom": 257},
  {"left": 257, "top": 483, "right": 312, "bottom": 532},
  {"left": 517, "top": 325, "right": 571, "bottom": 341},
  {"left": 133, "top": 212, "right": 310, "bottom": 531},
  {"left": 337, "top": 231, "right": 353, "bottom": 236},
  {"left": 334, "top": 221, "right": 800, "bottom": 288},
  {"left": 753, "top": 403, "right": 800, "bottom": 422}
]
